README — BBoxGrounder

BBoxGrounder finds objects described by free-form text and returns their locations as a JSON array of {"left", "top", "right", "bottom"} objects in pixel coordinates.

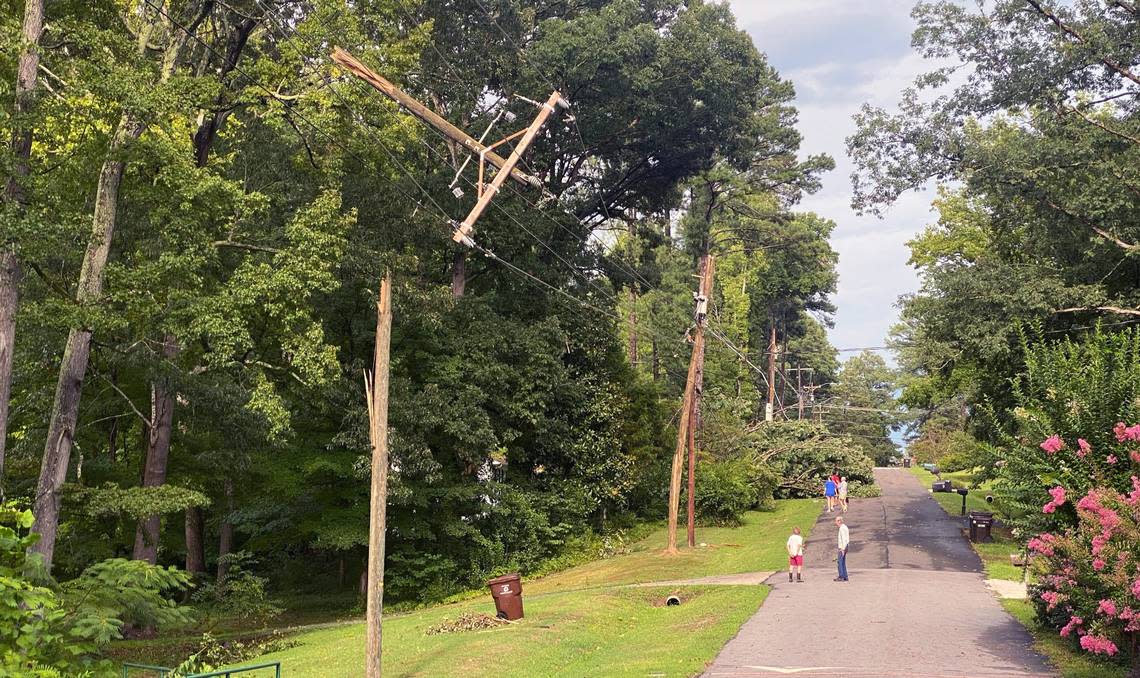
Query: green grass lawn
[
  {"left": 1001, "top": 599, "right": 1128, "bottom": 678},
  {"left": 203, "top": 499, "right": 820, "bottom": 678},
  {"left": 528, "top": 498, "right": 820, "bottom": 595},
  {"left": 906, "top": 466, "right": 998, "bottom": 517},
  {"left": 253, "top": 585, "right": 767, "bottom": 677}
]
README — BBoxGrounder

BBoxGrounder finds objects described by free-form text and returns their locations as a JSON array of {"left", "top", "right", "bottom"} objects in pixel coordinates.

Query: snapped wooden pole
[
  {"left": 686, "top": 255, "right": 713, "bottom": 549},
  {"left": 667, "top": 254, "right": 714, "bottom": 554},
  {"left": 330, "top": 47, "right": 541, "bottom": 190},
  {"left": 364, "top": 273, "right": 393, "bottom": 678},
  {"left": 765, "top": 325, "right": 777, "bottom": 422},
  {"left": 452, "top": 89, "right": 563, "bottom": 243}
]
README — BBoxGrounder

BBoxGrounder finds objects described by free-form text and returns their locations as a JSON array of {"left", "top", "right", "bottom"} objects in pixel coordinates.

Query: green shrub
[
  {"left": 692, "top": 457, "right": 758, "bottom": 526},
  {"left": 987, "top": 326, "right": 1140, "bottom": 532},
  {"left": 192, "top": 552, "right": 282, "bottom": 625},
  {"left": 849, "top": 483, "right": 882, "bottom": 498}
]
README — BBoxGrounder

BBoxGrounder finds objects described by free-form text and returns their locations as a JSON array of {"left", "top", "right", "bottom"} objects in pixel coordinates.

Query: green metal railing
[{"left": 122, "top": 661, "right": 281, "bottom": 678}]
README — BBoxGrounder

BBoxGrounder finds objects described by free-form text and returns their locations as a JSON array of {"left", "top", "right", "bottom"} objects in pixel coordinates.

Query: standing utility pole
[
  {"left": 765, "top": 325, "right": 778, "bottom": 422},
  {"left": 364, "top": 274, "right": 393, "bottom": 678},
  {"left": 667, "top": 255, "right": 714, "bottom": 554}
]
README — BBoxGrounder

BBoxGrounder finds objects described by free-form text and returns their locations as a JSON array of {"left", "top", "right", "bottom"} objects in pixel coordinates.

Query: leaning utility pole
[
  {"left": 765, "top": 325, "right": 778, "bottom": 422},
  {"left": 667, "top": 255, "right": 714, "bottom": 554},
  {"left": 331, "top": 48, "right": 540, "bottom": 191},
  {"left": 364, "top": 274, "right": 393, "bottom": 678},
  {"left": 331, "top": 47, "right": 564, "bottom": 247}
]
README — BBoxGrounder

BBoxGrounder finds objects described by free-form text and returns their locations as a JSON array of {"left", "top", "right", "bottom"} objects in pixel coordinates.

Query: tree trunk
[
  {"left": 0, "top": 252, "right": 19, "bottom": 501},
  {"left": 651, "top": 337, "right": 659, "bottom": 382},
  {"left": 28, "top": 113, "right": 146, "bottom": 572},
  {"left": 185, "top": 506, "right": 206, "bottom": 575},
  {"left": 627, "top": 287, "right": 639, "bottom": 366},
  {"left": 132, "top": 334, "right": 178, "bottom": 564},
  {"left": 451, "top": 250, "right": 466, "bottom": 297},
  {"left": 0, "top": 0, "right": 46, "bottom": 501},
  {"left": 216, "top": 477, "right": 234, "bottom": 582}
]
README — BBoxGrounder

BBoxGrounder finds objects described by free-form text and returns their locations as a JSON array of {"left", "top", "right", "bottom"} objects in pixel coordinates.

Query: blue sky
[{"left": 727, "top": 0, "right": 940, "bottom": 359}]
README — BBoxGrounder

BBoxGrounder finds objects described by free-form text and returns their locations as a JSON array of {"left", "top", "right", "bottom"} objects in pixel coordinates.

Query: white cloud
[{"left": 725, "top": 1, "right": 942, "bottom": 360}]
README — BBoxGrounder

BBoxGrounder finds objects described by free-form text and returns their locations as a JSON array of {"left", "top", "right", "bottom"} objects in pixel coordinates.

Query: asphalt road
[{"left": 701, "top": 468, "right": 1055, "bottom": 678}]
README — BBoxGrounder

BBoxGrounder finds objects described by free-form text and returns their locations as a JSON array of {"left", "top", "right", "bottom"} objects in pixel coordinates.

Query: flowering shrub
[
  {"left": 990, "top": 329, "right": 1140, "bottom": 533},
  {"left": 1029, "top": 478, "right": 1140, "bottom": 664}
]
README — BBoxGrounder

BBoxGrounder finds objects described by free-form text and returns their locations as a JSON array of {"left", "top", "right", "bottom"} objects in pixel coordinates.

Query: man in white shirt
[
  {"left": 835, "top": 516, "right": 850, "bottom": 581},
  {"left": 786, "top": 527, "right": 805, "bottom": 583}
]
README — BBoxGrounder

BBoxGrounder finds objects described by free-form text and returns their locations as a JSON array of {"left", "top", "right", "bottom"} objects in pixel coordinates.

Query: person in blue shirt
[{"left": 824, "top": 477, "right": 837, "bottom": 513}]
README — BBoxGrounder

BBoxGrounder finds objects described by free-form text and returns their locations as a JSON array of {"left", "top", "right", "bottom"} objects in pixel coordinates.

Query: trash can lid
[{"left": 487, "top": 572, "right": 522, "bottom": 585}]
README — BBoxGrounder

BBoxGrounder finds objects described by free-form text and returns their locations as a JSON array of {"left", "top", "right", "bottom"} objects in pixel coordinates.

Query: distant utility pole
[
  {"left": 786, "top": 367, "right": 814, "bottom": 421},
  {"left": 765, "top": 325, "right": 778, "bottom": 422},
  {"left": 796, "top": 368, "right": 803, "bottom": 419},
  {"left": 364, "top": 274, "right": 393, "bottom": 678},
  {"left": 331, "top": 47, "right": 565, "bottom": 246},
  {"left": 667, "top": 255, "right": 715, "bottom": 554}
]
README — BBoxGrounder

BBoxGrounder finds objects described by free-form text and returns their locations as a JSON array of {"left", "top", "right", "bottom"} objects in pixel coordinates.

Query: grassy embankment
[
  {"left": 121, "top": 499, "right": 821, "bottom": 678},
  {"left": 1002, "top": 599, "right": 1129, "bottom": 678}
]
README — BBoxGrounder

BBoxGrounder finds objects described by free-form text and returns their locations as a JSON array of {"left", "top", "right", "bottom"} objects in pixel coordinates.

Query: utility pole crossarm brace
[
  {"left": 330, "top": 47, "right": 543, "bottom": 192},
  {"left": 452, "top": 89, "right": 565, "bottom": 243}
]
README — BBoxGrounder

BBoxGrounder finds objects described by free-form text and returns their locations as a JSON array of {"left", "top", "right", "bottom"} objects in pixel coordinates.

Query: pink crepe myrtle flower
[
  {"left": 1091, "top": 533, "right": 1109, "bottom": 556},
  {"left": 1128, "top": 476, "right": 1140, "bottom": 507},
  {"left": 1132, "top": 579, "right": 1140, "bottom": 600},
  {"left": 1040, "top": 435, "right": 1065, "bottom": 454},
  {"left": 1131, "top": 450, "right": 1140, "bottom": 464},
  {"left": 1076, "top": 438, "right": 1091, "bottom": 458},
  {"left": 1028, "top": 534, "right": 1057, "bottom": 556},
  {"left": 1097, "top": 599, "right": 1117, "bottom": 617},
  {"left": 1079, "top": 634, "right": 1118, "bottom": 656},
  {"left": 1114, "top": 422, "right": 1140, "bottom": 442},
  {"left": 1060, "top": 615, "right": 1083, "bottom": 637},
  {"left": 1043, "top": 486, "right": 1066, "bottom": 513},
  {"left": 1107, "top": 454, "right": 1119, "bottom": 465},
  {"left": 1093, "top": 558, "right": 1107, "bottom": 571},
  {"left": 1041, "top": 590, "right": 1062, "bottom": 610}
]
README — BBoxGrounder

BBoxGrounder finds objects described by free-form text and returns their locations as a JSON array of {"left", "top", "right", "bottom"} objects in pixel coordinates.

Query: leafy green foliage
[
  {"left": 0, "top": 507, "right": 192, "bottom": 676},
  {"left": 74, "top": 483, "right": 210, "bottom": 520},
  {"left": 826, "top": 351, "right": 902, "bottom": 465}
]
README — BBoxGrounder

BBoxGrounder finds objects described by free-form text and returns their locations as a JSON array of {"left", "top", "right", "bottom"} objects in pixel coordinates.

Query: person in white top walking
[
  {"left": 835, "top": 516, "right": 850, "bottom": 581},
  {"left": 786, "top": 527, "right": 805, "bottom": 583},
  {"left": 837, "top": 477, "right": 849, "bottom": 512}
]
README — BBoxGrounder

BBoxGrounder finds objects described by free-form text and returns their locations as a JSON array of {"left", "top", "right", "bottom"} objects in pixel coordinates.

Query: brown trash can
[
  {"left": 487, "top": 573, "right": 524, "bottom": 620},
  {"left": 968, "top": 511, "right": 995, "bottom": 543}
]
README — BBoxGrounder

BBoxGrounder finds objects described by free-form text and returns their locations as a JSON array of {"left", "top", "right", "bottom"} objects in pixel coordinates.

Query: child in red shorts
[{"left": 786, "top": 526, "right": 804, "bottom": 582}]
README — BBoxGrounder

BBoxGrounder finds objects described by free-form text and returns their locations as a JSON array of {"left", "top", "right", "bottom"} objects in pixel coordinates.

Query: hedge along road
[{"left": 702, "top": 468, "right": 1055, "bottom": 678}]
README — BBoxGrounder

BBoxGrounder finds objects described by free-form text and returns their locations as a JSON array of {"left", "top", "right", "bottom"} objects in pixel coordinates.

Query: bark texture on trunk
[
  {"left": 185, "top": 506, "right": 206, "bottom": 575},
  {"left": 451, "top": 250, "right": 466, "bottom": 297},
  {"left": 132, "top": 335, "right": 179, "bottom": 564},
  {"left": 29, "top": 113, "right": 145, "bottom": 571},
  {"left": 0, "top": 252, "right": 19, "bottom": 500}
]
